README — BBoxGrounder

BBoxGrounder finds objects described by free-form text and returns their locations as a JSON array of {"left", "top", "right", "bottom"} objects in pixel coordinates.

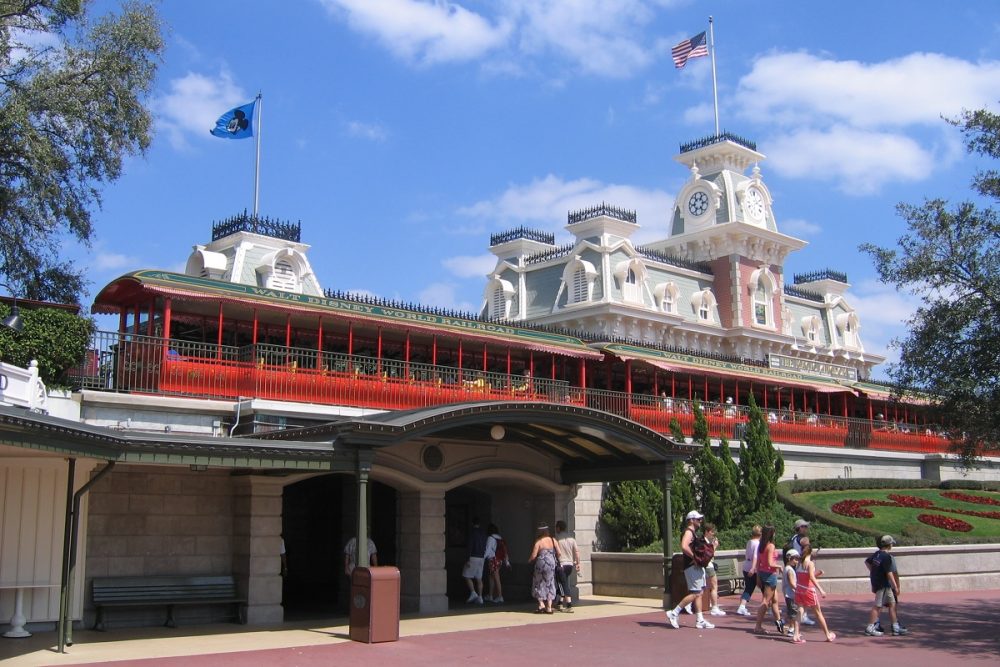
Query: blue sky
[{"left": 79, "top": 0, "right": 1000, "bottom": 375}]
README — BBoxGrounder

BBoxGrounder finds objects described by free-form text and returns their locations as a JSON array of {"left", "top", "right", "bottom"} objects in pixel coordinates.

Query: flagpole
[
  {"left": 709, "top": 16, "right": 720, "bottom": 137},
  {"left": 253, "top": 92, "right": 262, "bottom": 217}
]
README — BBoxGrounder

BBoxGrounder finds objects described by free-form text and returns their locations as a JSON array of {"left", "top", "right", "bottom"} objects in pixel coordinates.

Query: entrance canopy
[{"left": 254, "top": 401, "right": 696, "bottom": 483}]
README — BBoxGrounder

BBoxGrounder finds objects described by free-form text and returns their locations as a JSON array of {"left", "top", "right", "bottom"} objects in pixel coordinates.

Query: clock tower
[{"left": 646, "top": 133, "right": 807, "bottom": 331}]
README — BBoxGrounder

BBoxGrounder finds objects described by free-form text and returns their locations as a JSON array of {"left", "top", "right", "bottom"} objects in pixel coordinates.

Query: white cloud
[
  {"left": 319, "top": 0, "right": 512, "bottom": 66},
  {"left": 779, "top": 218, "right": 822, "bottom": 237},
  {"left": 457, "top": 174, "right": 674, "bottom": 243},
  {"left": 510, "top": 0, "right": 655, "bottom": 78},
  {"left": 321, "top": 0, "right": 666, "bottom": 77},
  {"left": 94, "top": 251, "right": 138, "bottom": 271},
  {"left": 738, "top": 52, "right": 1000, "bottom": 128},
  {"left": 765, "top": 126, "right": 934, "bottom": 194},
  {"left": 156, "top": 71, "right": 248, "bottom": 150},
  {"left": 443, "top": 254, "right": 496, "bottom": 278},
  {"left": 346, "top": 120, "right": 389, "bottom": 142},
  {"left": 417, "top": 281, "right": 477, "bottom": 312},
  {"left": 849, "top": 279, "right": 922, "bottom": 364}
]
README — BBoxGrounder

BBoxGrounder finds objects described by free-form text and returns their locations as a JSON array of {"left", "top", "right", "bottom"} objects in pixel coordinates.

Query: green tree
[
  {"left": 670, "top": 461, "right": 695, "bottom": 538},
  {"left": 688, "top": 402, "right": 735, "bottom": 527},
  {"left": 668, "top": 416, "right": 685, "bottom": 441},
  {"left": 600, "top": 480, "right": 662, "bottom": 551},
  {"left": 0, "top": 303, "right": 94, "bottom": 386},
  {"left": 714, "top": 437, "right": 740, "bottom": 529},
  {"left": 1, "top": 1, "right": 164, "bottom": 302},
  {"left": 738, "top": 395, "right": 784, "bottom": 513},
  {"left": 861, "top": 107, "right": 1000, "bottom": 462}
]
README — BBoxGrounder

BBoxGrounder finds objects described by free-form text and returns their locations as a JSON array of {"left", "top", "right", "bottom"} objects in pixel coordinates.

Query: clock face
[
  {"left": 687, "top": 191, "right": 709, "bottom": 217},
  {"left": 745, "top": 187, "right": 765, "bottom": 221}
]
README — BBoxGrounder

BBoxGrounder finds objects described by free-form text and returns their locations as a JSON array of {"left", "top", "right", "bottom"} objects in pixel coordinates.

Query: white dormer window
[
  {"left": 270, "top": 260, "right": 298, "bottom": 291},
  {"left": 690, "top": 289, "right": 717, "bottom": 323},
  {"left": 835, "top": 311, "right": 861, "bottom": 348},
  {"left": 654, "top": 281, "right": 679, "bottom": 314},
  {"left": 613, "top": 258, "right": 646, "bottom": 304},
  {"left": 485, "top": 276, "right": 516, "bottom": 319},
  {"left": 257, "top": 249, "right": 308, "bottom": 294},
  {"left": 572, "top": 268, "right": 588, "bottom": 303},
  {"left": 800, "top": 315, "right": 822, "bottom": 343},
  {"left": 563, "top": 256, "right": 598, "bottom": 306}
]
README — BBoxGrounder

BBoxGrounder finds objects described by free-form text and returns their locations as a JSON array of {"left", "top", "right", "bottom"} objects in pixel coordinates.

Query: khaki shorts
[{"left": 874, "top": 587, "right": 897, "bottom": 607}]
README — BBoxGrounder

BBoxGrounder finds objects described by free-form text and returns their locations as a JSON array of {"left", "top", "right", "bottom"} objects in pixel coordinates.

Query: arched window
[
  {"left": 748, "top": 266, "right": 776, "bottom": 328},
  {"left": 800, "top": 315, "right": 822, "bottom": 343},
  {"left": 754, "top": 284, "right": 768, "bottom": 325},
  {"left": 654, "top": 282, "right": 679, "bottom": 314},
  {"left": 835, "top": 311, "right": 861, "bottom": 348},
  {"left": 563, "top": 256, "right": 598, "bottom": 306},
  {"left": 484, "top": 276, "right": 515, "bottom": 319},
  {"left": 690, "top": 289, "right": 717, "bottom": 323},
  {"left": 270, "top": 260, "right": 298, "bottom": 291},
  {"left": 613, "top": 258, "right": 646, "bottom": 304}
]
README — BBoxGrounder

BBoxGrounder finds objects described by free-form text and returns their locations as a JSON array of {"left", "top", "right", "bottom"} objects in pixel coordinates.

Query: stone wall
[
  {"left": 592, "top": 543, "right": 1000, "bottom": 604},
  {"left": 85, "top": 465, "right": 236, "bottom": 626}
]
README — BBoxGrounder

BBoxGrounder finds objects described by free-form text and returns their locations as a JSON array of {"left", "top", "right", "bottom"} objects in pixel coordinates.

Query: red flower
[
  {"left": 888, "top": 494, "right": 934, "bottom": 508},
  {"left": 916, "top": 513, "right": 973, "bottom": 532},
  {"left": 941, "top": 491, "right": 1000, "bottom": 507},
  {"left": 831, "top": 500, "right": 875, "bottom": 518}
]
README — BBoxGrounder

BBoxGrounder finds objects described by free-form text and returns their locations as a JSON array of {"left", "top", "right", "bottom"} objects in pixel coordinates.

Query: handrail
[{"left": 65, "top": 331, "right": 952, "bottom": 454}]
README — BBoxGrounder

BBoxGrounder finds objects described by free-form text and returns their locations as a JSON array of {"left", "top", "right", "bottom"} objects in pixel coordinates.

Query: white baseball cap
[{"left": 685, "top": 510, "right": 704, "bottom": 520}]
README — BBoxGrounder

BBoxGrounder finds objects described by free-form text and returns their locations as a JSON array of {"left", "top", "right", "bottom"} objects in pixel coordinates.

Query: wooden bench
[{"left": 91, "top": 575, "right": 246, "bottom": 630}]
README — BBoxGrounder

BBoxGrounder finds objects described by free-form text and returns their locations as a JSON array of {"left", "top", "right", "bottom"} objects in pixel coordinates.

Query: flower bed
[
  {"left": 917, "top": 513, "right": 973, "bottom": 532},
  {"left": 941, "top": 491, "right": 1000, "bottom": 507},
  {"left": 830, "top": 499, "right": 894, "bottom": 518},
  {"left": 888, "top": 493, "right": 934, "bottom": 508}
]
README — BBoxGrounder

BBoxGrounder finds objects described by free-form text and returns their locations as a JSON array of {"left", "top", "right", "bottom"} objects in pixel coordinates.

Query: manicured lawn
[{"left": 795, "top": 488, "right": 1000, "bottom": 540}]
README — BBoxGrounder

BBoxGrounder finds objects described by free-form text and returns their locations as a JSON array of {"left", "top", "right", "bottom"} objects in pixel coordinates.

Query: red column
[
  {"left": 217, "top": 303, "right": 225, "bottom": 360},
  {"left": 317, "top": 317, "right": 324, "bottom": 369},
  {"left": 431, "top": 334, "right": 437, "bottom": 366},
  {"left": 377, "top": 326, "right": 382, "bottom": 375},
  {"left": 163, "top": 298, "right": 172, "bottom": 341},
  {"left": 625, "top": 360, "right": 632, "bottom": 394}
]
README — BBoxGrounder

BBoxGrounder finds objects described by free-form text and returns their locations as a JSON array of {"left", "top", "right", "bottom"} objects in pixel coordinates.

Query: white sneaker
[
  {"left": 466, "top": 592, "right": 478, "bottom": 603},
  {"left": 695, "top": 619, "right": 716, "bottom": 629},
  {"left": 736, "top": 606, "right": 751, "bottom": 616},
  {"left": 475, "top": 595, "right": 484, "bottom": 605},
  {"left": 801, "top": 613, "right": 816, "bottom": 626},
  {"left": 493, "top": 596, "right": 504, "bottom": 604},
  {"left": 666, "top": 609, "right": 680, "bottom": 629},
  {"left": 710, "top": 606, "right": 727, "bottom": 616},
  {"left": 683, "top": 603, "right": 693, "bottom": 614}
]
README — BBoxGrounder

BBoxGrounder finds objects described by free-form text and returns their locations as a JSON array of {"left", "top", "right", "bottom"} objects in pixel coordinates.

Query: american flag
[{"left": 671, "top": 31, "right": 708, "bottom": 69}]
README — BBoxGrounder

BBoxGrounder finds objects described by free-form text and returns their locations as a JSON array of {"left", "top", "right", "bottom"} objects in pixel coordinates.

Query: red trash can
[{"left": 349, "top": 566, "right": 401, "bottom": 643}]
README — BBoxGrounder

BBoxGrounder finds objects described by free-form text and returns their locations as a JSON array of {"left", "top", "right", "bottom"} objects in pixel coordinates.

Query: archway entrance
[{"left": 281, "top": 474, "right": 397, "bottom": 619}]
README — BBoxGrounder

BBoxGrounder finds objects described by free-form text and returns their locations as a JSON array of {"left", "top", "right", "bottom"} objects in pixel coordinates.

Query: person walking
[
  {"left": 665, "top": 510, "right": 714, "bottom": 630},
  {"left": 783, "top": 547, "right": 803, "bottom": 643},
  {"left": 483, "top": 523, "right": 507, "bottom": 604},
  {"left": 463, "top": 517, "right": 488, "bottom": 604},
  {"left": 529, "top": 523, "right": 559, "bottom": 614},
  {"left": 864, "top": 535, "right": 908, "bottom": 636},
  {"left": 788, "top": 519, "right": 816, "bottom": 626},
  {"left": 753, "top": 525, "right": 784, "bottom": 635},
  {"left": 703, "top": 523, "right": 726, "bottom": 616},
  {"left": 796, "top": 538, "right": 836, "bottom": 642},
  {"left": 554, "top": 520, "right": 580, "bottom": 612},
  {"left": 735, "top": 525, "right": 761, "bottom": 616}
]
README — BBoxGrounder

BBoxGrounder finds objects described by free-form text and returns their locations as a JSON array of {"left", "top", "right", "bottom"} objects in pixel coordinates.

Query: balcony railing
[{"left": 67, "top": 331, "right": 953, "bottom": 455}]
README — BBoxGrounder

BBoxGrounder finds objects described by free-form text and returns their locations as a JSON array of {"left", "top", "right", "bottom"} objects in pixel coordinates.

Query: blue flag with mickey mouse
[{"left": 210, "top": 100, "right": 255, "bottom": 139}]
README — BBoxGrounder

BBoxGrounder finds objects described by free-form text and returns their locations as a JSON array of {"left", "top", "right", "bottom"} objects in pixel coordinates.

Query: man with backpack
[
  {"left": 483, "top": 523, "right": 509, "bottom": 603},
  {"left": 864, "top": 535, "right": 909, "bottom": 636},
  {"left": 665, "top": 510, "right": 715, "bottom": 630}
]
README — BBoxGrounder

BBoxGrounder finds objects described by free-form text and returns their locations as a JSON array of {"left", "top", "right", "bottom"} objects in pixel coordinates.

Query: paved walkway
[{"left": 2, "top": 590, "right": 998, "bottom": 667}]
